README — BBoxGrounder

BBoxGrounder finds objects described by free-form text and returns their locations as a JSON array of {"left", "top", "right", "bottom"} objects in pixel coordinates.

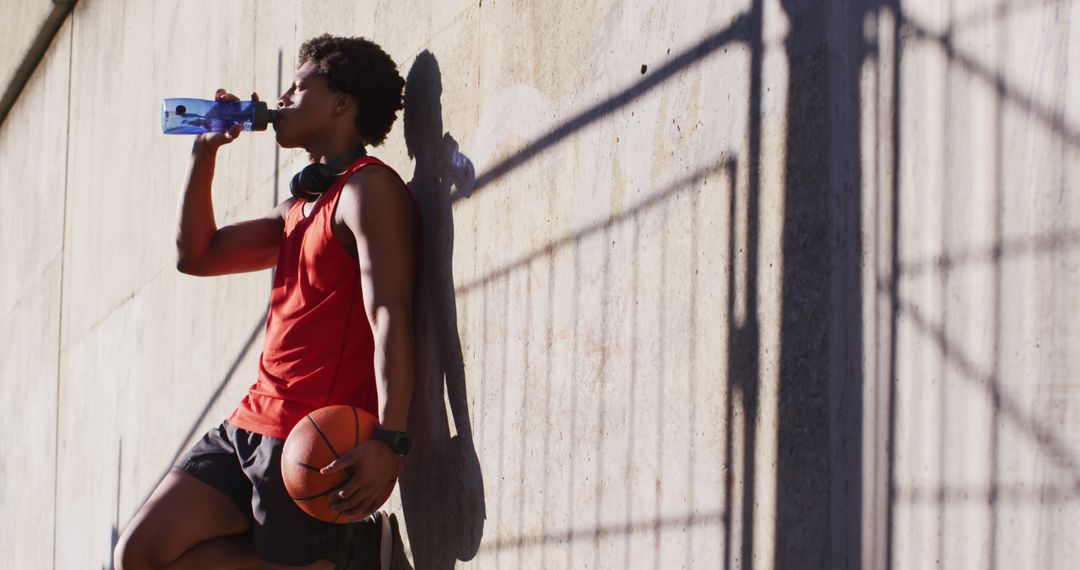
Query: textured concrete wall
[
  {"left": 0, "top": 12, "right": 69, "bottom": 568},
  {"left": 0, "top": 1, "right": 1077, "bottom": 569},
  {"left": 0, "top": 0, "right": 53, "bottom": 86}
]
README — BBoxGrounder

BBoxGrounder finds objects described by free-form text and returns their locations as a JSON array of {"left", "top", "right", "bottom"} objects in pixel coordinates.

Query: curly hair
[{"left": 297, "top": 34, "right": 405, "bottom": 146}]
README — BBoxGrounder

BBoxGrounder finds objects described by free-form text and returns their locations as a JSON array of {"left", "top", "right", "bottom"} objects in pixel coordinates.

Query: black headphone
[{"left": 290, "top": 144, "right": 368, "bottom": 202}]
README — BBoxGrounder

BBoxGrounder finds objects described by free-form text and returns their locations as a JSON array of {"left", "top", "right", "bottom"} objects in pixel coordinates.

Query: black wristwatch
[{"left": 373, "top": 428, "right": 412, "bottom": 456}]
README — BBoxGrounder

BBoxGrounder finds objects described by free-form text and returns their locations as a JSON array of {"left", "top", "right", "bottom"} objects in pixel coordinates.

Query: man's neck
[{"left": 305, "top": 136, "right": 367, "bottom": 171}]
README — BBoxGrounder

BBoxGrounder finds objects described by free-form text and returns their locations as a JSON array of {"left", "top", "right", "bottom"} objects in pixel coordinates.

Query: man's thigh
[{"left": 118, "top": 468, "right": 253, "bottom": 567}]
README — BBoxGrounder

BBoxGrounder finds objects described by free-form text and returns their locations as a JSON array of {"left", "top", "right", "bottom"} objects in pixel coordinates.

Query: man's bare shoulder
[
  {"left": 345, "top": 164, "right": 404, "bottom": 192},
  {"left": 340, "top": 165, "right": 410, "bottom": 209},
  {"left": 338, "top": 165, "right": 414, "bottom": 234}
]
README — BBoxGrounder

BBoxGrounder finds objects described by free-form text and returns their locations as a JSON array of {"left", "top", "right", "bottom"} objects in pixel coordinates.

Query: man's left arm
[{"left": 323, "top": 166, "right": 417, "bottom": 520}]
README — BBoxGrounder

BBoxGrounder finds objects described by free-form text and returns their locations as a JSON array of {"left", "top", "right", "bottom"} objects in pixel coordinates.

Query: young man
[{"left": 114, "top": 35, "right": 417, "bottom": 570}]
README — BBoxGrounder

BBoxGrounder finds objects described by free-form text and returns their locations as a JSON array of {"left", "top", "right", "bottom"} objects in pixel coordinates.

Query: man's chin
[{"left": 274, "top": 131, "right": 301, "bottom": 149}]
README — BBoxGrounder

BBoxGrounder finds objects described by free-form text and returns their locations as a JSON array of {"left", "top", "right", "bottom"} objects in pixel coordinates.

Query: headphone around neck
[{"left": 290, "top": 144, "right": 368, "bottom": 202}]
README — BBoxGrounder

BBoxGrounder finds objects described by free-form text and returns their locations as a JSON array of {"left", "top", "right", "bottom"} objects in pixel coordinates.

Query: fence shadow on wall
[
  {"left": 391, "top": 3, "right": 860, "bottom": 567},
  {"left": 433, "top": 0, "right": 868, "bottom": 566},
  {"left": 432, "top": 9, "right": 769, "bottom": 569},
  {"left": 353, "top": 2, "right": 1078, "bottom": 569},
  {"left": 774, "top": 0, "right": 865, "bottom": 567},
  {"left": 414, "top": 6, "right": 784, "bottom": 569},
  {"left": 879, "top": 1, "right": 1080, "bottom": 568}
]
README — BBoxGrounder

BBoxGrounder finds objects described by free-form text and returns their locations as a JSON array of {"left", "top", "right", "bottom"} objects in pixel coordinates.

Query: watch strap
[{"left": 373, "top": 427, "right": 411, "bottom": 456}]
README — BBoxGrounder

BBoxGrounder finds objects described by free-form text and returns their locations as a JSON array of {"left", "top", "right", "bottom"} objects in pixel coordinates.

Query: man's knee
[
  {"left": 112, "top": 529, "right": 136, "bottom": 570},
  {"left": 113, "top": 523, "right": 161, "bottom": 570}
]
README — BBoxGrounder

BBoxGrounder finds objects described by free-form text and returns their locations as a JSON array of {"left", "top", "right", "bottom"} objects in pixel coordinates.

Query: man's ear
[{"left": 333, "top": 94, "right": 353, "bottom": 116}]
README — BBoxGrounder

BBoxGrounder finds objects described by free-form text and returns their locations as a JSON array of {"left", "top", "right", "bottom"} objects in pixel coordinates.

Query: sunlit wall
[{"left": 0, "top": 1, "right": 1076, "bottom": 568}]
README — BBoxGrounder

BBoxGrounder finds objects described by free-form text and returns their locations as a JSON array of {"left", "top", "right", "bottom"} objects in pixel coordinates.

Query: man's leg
[
  {"left": 114, "top": 468, "right": 258, "bottom": 570},
  {"left": 163, "top": 534, "right": 258, "bottom": 570}
]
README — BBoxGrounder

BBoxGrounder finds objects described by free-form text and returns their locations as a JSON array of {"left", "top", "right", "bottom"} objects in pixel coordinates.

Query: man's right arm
[{"left": 175, "top": 135, "right": 293, "bottom": 277}]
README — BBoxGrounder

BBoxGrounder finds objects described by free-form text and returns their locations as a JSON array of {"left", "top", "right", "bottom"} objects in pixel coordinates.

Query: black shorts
[{"left": 174, "top": 420, "right": 378, "bottom": 567}]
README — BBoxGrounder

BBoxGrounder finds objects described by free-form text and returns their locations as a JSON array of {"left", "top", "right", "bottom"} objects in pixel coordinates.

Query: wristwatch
[{"left": 373, "top": 428, "right": 412, "bottom": 456}]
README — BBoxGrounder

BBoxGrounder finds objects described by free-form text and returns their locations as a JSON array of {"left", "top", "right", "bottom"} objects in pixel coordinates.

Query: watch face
[
  {"left": 377, "top": 428, "right": 412, "bottom": 455},
  {"left": 396, "top": 433, "right": 412, "bottom": 455}
]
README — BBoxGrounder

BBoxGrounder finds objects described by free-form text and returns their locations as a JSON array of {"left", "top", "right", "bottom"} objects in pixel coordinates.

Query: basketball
[{"left": 281, "top": 405, "right": 395, "bottom": 523}]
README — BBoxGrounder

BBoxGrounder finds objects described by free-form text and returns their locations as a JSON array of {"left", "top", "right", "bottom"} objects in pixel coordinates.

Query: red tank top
[{"left": 228, "top": 156, "right": 412, "bottom": 440}]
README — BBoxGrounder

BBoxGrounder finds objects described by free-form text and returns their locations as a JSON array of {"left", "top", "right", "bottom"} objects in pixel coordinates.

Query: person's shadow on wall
[{"left": 398, "top": 50, "right": 485, "bottom": 569}]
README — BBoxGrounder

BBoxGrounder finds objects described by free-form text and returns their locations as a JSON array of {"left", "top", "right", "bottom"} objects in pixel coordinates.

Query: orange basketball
[{"left": 281, "top": 405, "right": 395, "bottom": 523}]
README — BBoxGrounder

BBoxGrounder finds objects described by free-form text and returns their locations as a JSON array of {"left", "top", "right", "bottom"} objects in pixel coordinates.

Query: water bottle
[{"left": 161, "top": 98, "right": 278, "bottom": 134}]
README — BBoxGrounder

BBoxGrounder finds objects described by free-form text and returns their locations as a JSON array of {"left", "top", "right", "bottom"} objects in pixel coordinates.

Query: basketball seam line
[
  {"left": 306, "top": 414, "right": 341, "bottom": 459},
  {"left": 282, "top": 451, "right": 323, "bottom": 473},
  {"left": 290, "top": 487, "right": 339, "bottom": 502}
]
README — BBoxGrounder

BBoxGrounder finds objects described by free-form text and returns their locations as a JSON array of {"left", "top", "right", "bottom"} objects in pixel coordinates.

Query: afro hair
[{"left": 297, "top": 34, "right": 405, "bottom": 146}]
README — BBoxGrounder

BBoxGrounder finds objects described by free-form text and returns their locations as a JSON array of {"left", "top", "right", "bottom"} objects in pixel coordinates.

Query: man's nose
[{"left": 277, "top": 88, "right": 294, "bottom": 108}]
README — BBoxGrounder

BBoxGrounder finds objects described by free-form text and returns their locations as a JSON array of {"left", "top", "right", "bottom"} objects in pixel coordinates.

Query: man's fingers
[
  {"left": 213, "top": 89, "right": 240, "bottom": 102},
  {"left": 320, "top": 454, "right": 347, "bottom": 474},
  {"left": 322, "top": 448, "right": 361, "bottom": 475},
  {"left": 335, "top": 475, "right": 366, "bottom": 501},
  {"left": 339, "top": 494, "right": 376, "bottom": 520},
  {"left": 336, "top": 475, "right": 380, "bottom": 506},
  {"left": 331, "top": 477, "right": 382, "bottom": 509}
]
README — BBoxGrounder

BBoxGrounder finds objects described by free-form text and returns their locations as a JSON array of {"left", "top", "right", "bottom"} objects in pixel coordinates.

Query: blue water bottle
[{"left": 161, "top": 98, "right": 278, "bottom": 134}]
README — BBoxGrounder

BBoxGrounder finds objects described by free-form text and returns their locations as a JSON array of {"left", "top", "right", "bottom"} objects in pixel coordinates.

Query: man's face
[{"left": 273, "top": 60, "right": 345, "bottom": 148}]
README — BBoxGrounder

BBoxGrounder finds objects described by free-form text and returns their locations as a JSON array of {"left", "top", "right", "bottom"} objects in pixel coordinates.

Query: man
[{"left": 114, "top": 34, "right": 416, "bottom": 570}]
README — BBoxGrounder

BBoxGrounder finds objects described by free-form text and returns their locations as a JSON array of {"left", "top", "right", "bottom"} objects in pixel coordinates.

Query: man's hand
[
  {"left": 195, "top": 88, "right": 261, "bottom": 149},
  {"left": 322, "top": 440, "right": 400, "bottom": 521}
]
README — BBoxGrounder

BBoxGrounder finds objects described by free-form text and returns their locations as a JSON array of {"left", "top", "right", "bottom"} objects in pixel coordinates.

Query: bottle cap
[{"left": 252, "top": 100, "right": 273, "bottom": 131}]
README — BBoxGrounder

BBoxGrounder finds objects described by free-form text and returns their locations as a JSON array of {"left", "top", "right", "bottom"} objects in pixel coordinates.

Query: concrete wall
[
  {"left": 0, "top": 1, "right": 1076, "bottom": 568},
  {"left": 0, "top": 1, "right": 53, "bottom": 85}
]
